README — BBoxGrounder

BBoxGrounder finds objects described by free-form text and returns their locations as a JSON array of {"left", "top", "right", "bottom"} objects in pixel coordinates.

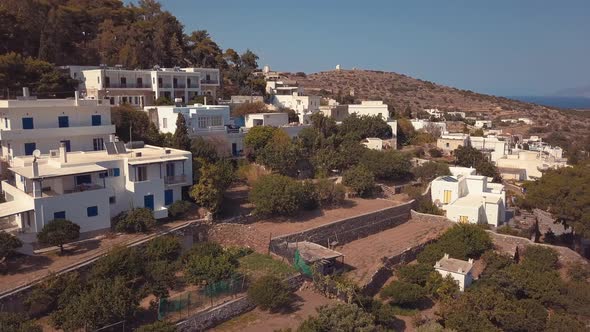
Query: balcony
[
  {"left": 188, "top": 84, "right": 200, "bottom": 89},
  {"left": 201, "top": 79, "right": 219, "bottom": 85},
  {"left": 164, "top": 175, "right": 189, "bottom": 185},
  {"left": 0, "top": 124, "right": 116, "bottom": 141},
  {"left": 62, "top": 183, "right": 105, "bottom": 195},
  {"left": 173, "top": 84, "right": 186, "bottom": 89},
  {"left": 104, "top": 83, "right": 152, "bottom": 89}
]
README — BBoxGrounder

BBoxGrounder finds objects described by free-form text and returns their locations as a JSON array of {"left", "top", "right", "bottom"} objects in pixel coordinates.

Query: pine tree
[{"left": 173, "top": 113, "right": 191, "bottom": 151}]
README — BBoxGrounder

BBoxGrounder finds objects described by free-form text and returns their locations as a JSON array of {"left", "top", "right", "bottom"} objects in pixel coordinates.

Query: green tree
[
  {"left": 189, "top": 159, "right": 234, "bottom": 214},
  {"left": 191, "top": 137, "right": 219, "bottom": 163},
  {"left": 24, "top": 272, "right": 82, "bottom": 317},
  {"left": 310, "top": 112, "right": 338, "bottom": 138},
  {"left": 545, "top": 313, "right": 586, "bottom": 332},
  {"left": 244, "top": 126, "right": 278, "bottom": 158},
  {"left": 111, "top": 104, "right": 163, "bottom": 145},
  {"left": 247, "top": 275, "right": 292, "bottom": 311},
  {"left": 396, "top": 117, "right": 415, "bottom": 147},
  {"left": 232, "top": 101, "right": 268, "bottom": 117},
  {"left": 249, "top": 174, "right": 307, "bottom": 216},
  {"left": 113, "top": 208, "right": 156, "bottom": 233},
  {"left": 184, "top": 250, "right": 237, "bottom": 284},
  {"left": 397, "top": 263, "right": 434, "bottom": 287},
  {"left": 0, "top": 312, "right": 42, "bottom": 332},
  {"left": 36, "top": 219, "right": 80, "bottom": 254},
  {"left": 380, "top": 281, "right": 426, "bottom": 307},
  {"left": 342, "top": 164, "right": 375, "bottom": 197},
  {"left": 167, "top": 200, "right": 194, "bottom": 219},
  {"left": 154, "top": 96, "right": 174, "bottom": 106},
  {"left": 298, "top": 303, "right": 376, "bottom": 332},
  {"left": 90, "top": 246, "right": 145, "bottom": 282},
  {"left": 454, "top": 145, "right": 501, "bottom": 182},
  {"left": 314, "top": 178, "right": 346, "bottom": 207},
  {"left": 257, "top": 130, "right": 305, "bottom": 177},
  {"left": 173, "top": 113, "right": 191, "bottom": 151},
  {"left": 144, "top": 260, "right": 177, "bottom": 299},
  {"left": 417, "top": 224, "right": 492, "bottom": 265},
  {"left": 339, "top": 114, "right": 392, "bottom": 140},
  {"left": 145, "top": 235, "right": 182, "bottom": 262},
  {"left": 0, "top": 231, "right": 22, "bottom": 262},
  {"left": 360, "top": 149, "right": 411, "bottom": 181},
  {"left": 412, "top": 162, "right": 451, "bottom": 183}
]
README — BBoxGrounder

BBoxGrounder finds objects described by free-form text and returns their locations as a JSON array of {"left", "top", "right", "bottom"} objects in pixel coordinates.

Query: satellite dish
[{"left": 32, "top": 150, "right": 41, "bottom": 158}]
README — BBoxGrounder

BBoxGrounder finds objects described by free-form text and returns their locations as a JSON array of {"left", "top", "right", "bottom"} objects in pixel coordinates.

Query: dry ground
[
  {"left": 212, "top": 287, "right": 336, "bottom": 332},
  {"left": 209, "top": 198, "right": 401, "bottom": 253},
  {"left": 338, "top": 218, "right": 453, "bottom": 286}
]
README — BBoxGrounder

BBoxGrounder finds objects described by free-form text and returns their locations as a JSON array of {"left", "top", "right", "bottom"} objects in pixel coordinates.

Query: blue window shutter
[
  {"left": 164, "top": 189, "right": 173, "bottom": 206},
  {"left": 54, "top": 211, "right": 66, "bottom": 219},
  {"left": 87, "top": 206, "right": 98, "bottom": 217},
  {"left": 24, "top": 143, "right": 36, "bottom": 155},
  {"left": 92, "top": 115, "right": 102, "bottom": 126},
  {"left": 113, "top": 168, "right": 120, "bottom": 177},
  {"left": 58, "top": 116, "right": 69, "bottom": 128},
  {"left": 22, "top": 117, "right": 34, "bottom": 129}
]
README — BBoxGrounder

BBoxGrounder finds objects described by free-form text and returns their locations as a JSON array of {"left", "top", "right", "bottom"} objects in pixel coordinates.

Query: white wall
[
  {"left": 435, "top": 269, "right": 472, "bottom": 291},
  {"left": 245, "top": 113, "right": 289, "bottom": 127}
]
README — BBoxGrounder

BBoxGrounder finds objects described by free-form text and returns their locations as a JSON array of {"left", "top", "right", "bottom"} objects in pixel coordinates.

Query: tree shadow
[
  {"left": 66, "top": 239, "right": 101, "bottom": 256},
  {"left": 271, "top": 292, "right": 305, "bottom": 314},
  {"left": 3, "top": 253, "right": 53, "bottom": 275}
]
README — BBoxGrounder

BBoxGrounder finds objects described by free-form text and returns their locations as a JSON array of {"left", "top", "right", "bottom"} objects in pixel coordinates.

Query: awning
[
  {"left": 10, "top": 164, "right": 108, "bottom": 180},
  {"left": 128, "top": 156, "right": 188, "bottom": 166},
  {"left": 0, "top": 201, "right": 33, "bottom": 218}
]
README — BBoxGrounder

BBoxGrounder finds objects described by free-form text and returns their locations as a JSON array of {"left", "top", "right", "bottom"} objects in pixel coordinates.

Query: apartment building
[
  {"left": 267, "top": 80, "right": 320, "bottom": 124},
  {"left": 0, "top": 142, "right": 192, "bottom": 246},
  {"left": 469, "top": 136, "right": 508, "bottom": 163},
  {"left": 431, "top": 166, "right": 506, "bottom": 227},
  {"left": 64, "top": 66, "right": 221, "bottom": 107},
  {"left": 0, "top": 95, "right": 115, "bottom": 162}
]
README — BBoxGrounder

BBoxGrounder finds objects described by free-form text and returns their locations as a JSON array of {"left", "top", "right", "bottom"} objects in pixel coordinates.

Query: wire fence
[{"left": 158, "top": 274, "right": 248, "bottom": 321}]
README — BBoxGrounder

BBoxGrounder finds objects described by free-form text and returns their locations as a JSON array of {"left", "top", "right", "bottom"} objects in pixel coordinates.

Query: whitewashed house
[
  {"left": 266, "top": 80, "right": 320, "bottom": 124},
  {"left": 437, "top": 133, "right": 469, "bottom": 155},
  {"left": 496, "top": 150, "right": 568, "bottom": 181},
  {"left": 431, "top": 166, "right": 506, "bottom": 227},
  {"left": 0, "top": 93, "right": 115, "bottom": 163},
  {"left": 411, "top": 119, "right": 447, "bottom": 133},
  {"left": 434, "top": 254, "right": 474, "bottom": 291},
  {"left": 469, "top": 136, "right": 508, "bottom": 163},
  {"left": 474, "top": 120, "right": 492, "bottom": 129},
  {"left": 245, "top": 113, "right": 289, "bottom": 127}
]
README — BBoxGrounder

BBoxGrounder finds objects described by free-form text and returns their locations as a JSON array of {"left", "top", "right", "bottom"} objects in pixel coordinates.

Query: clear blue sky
[{"left": 152, "top": 0, "right": 589, "bottom": 96}]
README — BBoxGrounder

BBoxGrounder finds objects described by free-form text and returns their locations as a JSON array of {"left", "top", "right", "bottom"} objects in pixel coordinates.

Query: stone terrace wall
[
  {"left": 177, "top": 274, "right": 304, "bottom": 331},
  {"left": 270, "top": 200, "right": 416, "bottom": 261}
]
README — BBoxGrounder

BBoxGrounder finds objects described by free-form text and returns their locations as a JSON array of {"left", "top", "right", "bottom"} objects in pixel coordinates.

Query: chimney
[
  {"left": 23, "top": 87, "right": 30, "bottom": 97},
  {"left": 109, "top": 134, "right": 116, "bottom": 143},
  {"left": 443, "top": 253, "right": 449, "bottom": 259},
  {"left": 468, "top": 258, "right": 474, "bottom": 265},
  {"left": 32, "top": 158, "right": 39, "bottom": 178},
  {"left": 59, "top": 142, "right": 67, "bottom": 163},
  {"left": 74, "top": 91, "right": 79, "bottom": 106}
]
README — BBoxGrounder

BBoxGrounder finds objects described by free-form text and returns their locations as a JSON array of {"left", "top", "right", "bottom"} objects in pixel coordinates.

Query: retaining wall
[{"left": 270, "top": 200, "right": 416, "bottom": 261}]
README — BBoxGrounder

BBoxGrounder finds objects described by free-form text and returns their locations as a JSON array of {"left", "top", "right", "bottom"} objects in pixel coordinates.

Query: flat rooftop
[
  {"left": 287, "top": 241, "right": 343, "bottom": 263},
  {"left": 0, "top": 98, "right": 106, "bottom": 108},
  {"left": 435, "top": 255, "right": 473, "bottom": 274}
]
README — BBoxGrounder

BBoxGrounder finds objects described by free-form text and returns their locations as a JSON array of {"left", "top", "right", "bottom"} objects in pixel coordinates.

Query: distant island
[{"left": 508, "top": 96, "right": 590, "bottom": 110}]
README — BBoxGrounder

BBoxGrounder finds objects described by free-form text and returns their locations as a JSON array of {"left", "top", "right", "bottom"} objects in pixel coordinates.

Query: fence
[{"left": 158, "top": 275, "right": 247, "bottom": 321}]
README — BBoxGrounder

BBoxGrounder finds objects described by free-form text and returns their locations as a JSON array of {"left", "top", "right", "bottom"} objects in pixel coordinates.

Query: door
[
  {"left": 231, "top": 143, "right": 237, "bottom": 157},
  {"left": 144, "top": 194, "right": 154, "bottom": 211},
  {"left": 164, "top": 189, "right": 173, "bottom": 206},
  {"left": 91, "top": 115, "right": 102, "bottom": 126},
  {"left": 58, "top": 116, "right": 69, "bottom": 128},
  {"left": 459, "top": 216, "right": 469, "bottom": 224},
  {"left": 24, "top": 142, "right": 36, "bottom": 156},
  {"left": 443, "top": 190, "right": 452, "bottom": 204}
]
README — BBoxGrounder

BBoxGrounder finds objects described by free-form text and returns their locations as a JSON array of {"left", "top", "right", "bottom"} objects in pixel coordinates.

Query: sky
[{"left": 148, "top": 0, "right": 589, "bottom": 96}]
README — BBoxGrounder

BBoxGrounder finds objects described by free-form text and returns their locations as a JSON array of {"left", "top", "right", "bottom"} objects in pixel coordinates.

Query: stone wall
[
  {"left": 177, "top": 274, "right": 304, "bottom": 331},
  {"left": 270, "top": 200, "right": 416, "bottom": 261},
  {"left": 410, "top": 209, "right": 451, "bottom": 223}
]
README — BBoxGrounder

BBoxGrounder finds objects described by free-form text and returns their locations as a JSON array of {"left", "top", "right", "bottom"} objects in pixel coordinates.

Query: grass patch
[{"left": 238, "top": 253, "right": 297, "bottom": 281}]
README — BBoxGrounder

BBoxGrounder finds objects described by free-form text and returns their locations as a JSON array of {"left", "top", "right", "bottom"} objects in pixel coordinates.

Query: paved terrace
[{"left": 339, "top": 218, "right": 453, "bottom": 286}]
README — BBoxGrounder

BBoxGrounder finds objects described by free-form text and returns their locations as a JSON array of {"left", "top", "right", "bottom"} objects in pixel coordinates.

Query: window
[
  {"left": 24, "top": 143, "right": 36, "bottom": 156},
  {"left": 60, "top": 140, "right": 71, "bottom": 152},
  {"left": 87, "top": 206, "right": 98, "bottom": 217},
  {"left": 91, "top": 115, "right": 102, "bottom": 126},
  {"left": 443, "top": 190, "right": 452, "bottom": 204},
  {"left": 158, "top": 78, "right": 162, "bottom": 88},
  {"left": 446, "top": 143, "right": 450, "bottom": 148},
  {"left": 459, "top": 215, "right": 469, "bottom": 224},
  {"left": 54, "top": 211, "right": 66, "bottom": 219},
  {"left": 166, "top": 163, "right": 175, "bottom": 177},
  {"left": 211, "top": 115, "right": 222, "bottom": 126},
  {"left": 108, "top": 168, "right": 120, "bottom": 177},
  {"left": 4, "top": 117, "right": 8, "bottom": 128},
  {"left": 104, "top": 76, "right": 110, "bottom": 87},
  {"left": 76, "top": 174, "right": 92, "bottom": 185},
  {"left": 120, "top": 77, "right": 126, "bottom": 87},
  {"left": 187, "top": 78, "right": 191, "bottom": 87},
  {"left": 134, "top": 97, "right": 138, "bottom": 105},
  {"left": 109, "top": 196, "right": 116, "bottom": 204},
  {"left": 164, "top": 189, "right": 173, "bottom": 206},
  {"left": 206, "top": 74, "right": 211, "bottom": 81},
  {"left": 198, "top": 116, "right": 208, "bottom": 128},
  {"left": 93, "top": 138, "right": 104, "bottom": 151},
  {"left": 173, "top": 78, "right": 178, "bottom": 88},
  {"left": 137, "top": 77, "right": 143, "bottom": 88},
  {"left": 22, "top": 117, "right": 34, "bottom": 129},
  {"left": 58, "top": 116, "right": 69, "bottom": 128},
  {"left": 162, "top": 118, "right": 167, "bottom": 129},
  {"left": 136, "top": 166, "right": 147, "bottom": 181}
]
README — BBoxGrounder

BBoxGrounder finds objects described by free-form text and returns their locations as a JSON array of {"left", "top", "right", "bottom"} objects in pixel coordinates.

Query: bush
[
  {"left": 360, "top": 149, "right": 411, "bottom": 181},
  {"left": 429, "top": 148, "right": 443, "bottom": 158},
  {"left": 298, "top": 303, "right": 376, "bottom": 331},
  {"left": 114, "top": 208, "right": 156, "bottom": 233},
  {"left": 249, "top": 174, "right": 306, "bottom": 216},
  {"left": 247, "top": 275, "right": 292, "bottom": 311},
  {"left": 315, "top": 178, "right": 346, "bottom": 207},
  {"left": 90, "top": 247, "right": 144, "bottom": 282},
  {"left": 412, "top": 161, "right": 450, "bottom": 183},
  {"left": 135, "top": 321, "right": 177, "bottom": 332},
  {"left": 497, "top": 225, "right": 519, "bottom": 236},
  {"left": 0, "top": 312, "right": 41, "bottom": 332},
  {"left": 0, "top": 231, "right": 22, "bottom": 261},
  {"left": 183, "top": 243, "right": 238, "bottom": 284},
  {"left": 342, "top": 164, "right": 375, "bottom": 197},
  {"left": 417, "top": 224, "right": 492, "bottom": 265},
  {"left": 36, "top": 219, "right": 80, "bottom": 254},
  {"left": 397, "top": 263, "right": 434, "bottom": 287},
  {"left": 167, "top": 200, "right": 194, "bottom": 219},
  {"left": 381, "top": 281, "right": 426, "bottom": 307},
  {"left": 24, "top": 272, "right": 81, "bottom": 316},
  {"left": 145, "top": 235, "right": 182, "bottom": 262}
]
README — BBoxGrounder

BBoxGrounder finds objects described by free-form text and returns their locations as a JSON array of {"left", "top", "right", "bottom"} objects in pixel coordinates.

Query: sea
[{"left": 507, "top": 96, "right": 590, "bottom": 110}]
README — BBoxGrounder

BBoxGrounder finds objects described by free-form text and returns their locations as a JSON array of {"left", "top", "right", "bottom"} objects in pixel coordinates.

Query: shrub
[
  {"left": 114, "top": 208, "right": 156, "bottom": 233},
  {"left": 249, "top": 174, "right": 306, "bottom": 216},
  {"left": 381, "top": 281, "right": 426, "bottom": 307},
  {"left": 342, "top": 164, "right": 375, "bottom": 197},
  {"left": 497, "top": 225, "right": 519, "bottom": 236},
  {"left": 300, "top": 181, "right": 319, "bottom": 210},
  {"left": 184, "top": 252, "right": 237, "bottom": 284},
  {"left": 146, "top": 235, "right": 182, "bottom": 262},
  {"left": 315, "top": 178, "right": 346, "bottom": 207},
  {"left": 298, "top": 304, "right": 376, "bottom": 331},
  {"left": 429, "top": 148, "right": 443, "bottom": 158},
  {"left": 90, "top": 247, "right": 144, "bottom": 282},
  {"left": 360, "top": 149, "right": 412, "bottom": 181},
  {"left": 412, "top": 161, "right": 450, "bottom": 183},
  {"left": 0, "top": 231, "right": 22, "bottom": 261},
  {"left": 417, "top": 224, "right": 492, "bottom": 265},
  {"left": 135, "top": 321, "right": 177, "bottom": 332},
  {"left": 24, "top": 272, "right": 82, "bottom": 316},
  {"left": 37, "top": 219, "right": 80, "bottom": 254},
  {"left": 0, "top": 312, "right": 41, "bottom": 332},
  {"left": 167, "top": 200, "right": 194, "bottom": 219},
  {"left": 397, "top": 263, "right": 434, "bottom": 287},
  {"left": 247, "top": 275, "right": 292, "bottom": 311}
]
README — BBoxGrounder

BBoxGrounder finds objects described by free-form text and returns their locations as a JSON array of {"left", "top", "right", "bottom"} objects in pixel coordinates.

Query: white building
[
  {"left": 431, "top": 166, "right": 506, "bottom": 227},
  {"left": 348, "top": 101, "right": 389, "bottom": 121},
  {"left": 474, "top": 120, "right": 492, "bottom": 129},
  {"left": 361, "top": 138, "right": 384, "bottom": 150},
  {"left": 518, "top": 117, "right": 533, "bottom": 125},
  {"left": 410, "top": 119, "right": 447, "bottom": 133},
  {"left": 446, "top": 111, "right": 466, "bottom": 118},
  {"left": 496, "top": 150, "right": 568, "bottom": 181},
  {"left": 0, "top": 142, "right": 192, "bottom": 248},
  {"left": 434, "top": 254, "right": 474, "bottom": 291},
  {"left": 469, "top": 136, "right": 508, "bottom": 163},
  {"left": 144, "top": 104, "right": 231, "bottom": 135},
  {"left": 245, "top": 113, "right": 289, "bottom": 127},
  {"left": 267, "top": 80, "right": 320, "bottom": 124},
  {"left": 69, "top": 66, "right": 220, "bottom": 107},
  {"left": 436, "top": 133, "right": 469, "bottom": 155},
  {"left": 0, "top": 95, "right": 115, "bottom": 163},
  {"left": 424, "top": 108, "right": 443, "bottom": 119}
]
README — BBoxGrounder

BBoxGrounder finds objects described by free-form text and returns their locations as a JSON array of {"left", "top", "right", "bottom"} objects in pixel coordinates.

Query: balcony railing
[
  {"left": 60, "top": 183, "right": 105, "bottom": 195},
  {"left": 104, "top": 83, "right": 152, "bottom": 89},
  {"left": 164, "top": 175, "right": 188, "bottom": 185},
  {"left": 188, "top": 84, "right": 200, "bottom": 89},
  {"left": 173, "top": 84, "right": 186, "bottom": 89},
  {"left": 201, "top": 79, "right": 219, "bottom": 85}
]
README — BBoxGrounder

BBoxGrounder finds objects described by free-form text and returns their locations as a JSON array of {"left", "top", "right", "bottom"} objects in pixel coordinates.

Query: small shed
[
  {"left": 434, "top": 253, "right": 474, "bottom": 291},
  {"left": 288, "top": 241, "right": 344, "bottom": 275}
]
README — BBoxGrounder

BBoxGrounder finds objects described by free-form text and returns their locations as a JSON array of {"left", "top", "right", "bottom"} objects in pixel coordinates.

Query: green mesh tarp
[
  {"left": 294, "top": 249, "right": 312, "bottom": 276},
  {"left": 201, "top": 275, "right": 243, "bottom": 297}
]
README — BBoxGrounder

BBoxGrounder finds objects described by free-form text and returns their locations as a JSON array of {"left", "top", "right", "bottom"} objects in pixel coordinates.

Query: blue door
[
  {"left": 22, "top": 117, "right": 34, "bottom": 129},
  {"left": 91, "top": 115, "right": 102, "bottom": 126},
  {"left": 58, "top": 116, "right": 69, "bottom": 128},
  {"left": 24, "top": 143, "right": 36, "bottom": 156},
  {"left": 164, "top": 190, "right": 173, "bottom": 206},
  {"left": 144, "top": 194, "right": 154, "bottom": 211}
]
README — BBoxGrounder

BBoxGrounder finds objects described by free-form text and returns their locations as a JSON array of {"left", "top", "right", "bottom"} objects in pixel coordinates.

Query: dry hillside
[{"left": 287, "top": 69, "right": 590, "bottom": 146}]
